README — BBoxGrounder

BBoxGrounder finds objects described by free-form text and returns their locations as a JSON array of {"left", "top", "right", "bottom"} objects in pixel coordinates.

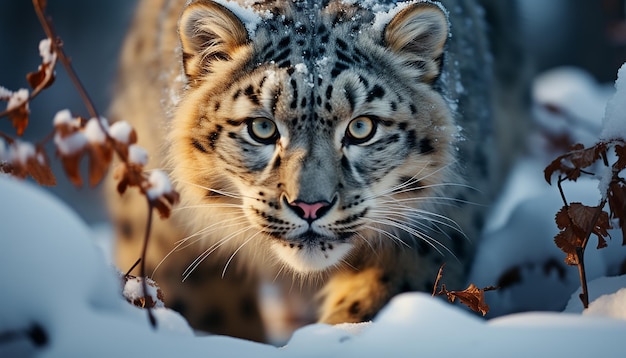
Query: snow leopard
[{"left": 107, "top": 0, "right": 527, "bottom": 342}]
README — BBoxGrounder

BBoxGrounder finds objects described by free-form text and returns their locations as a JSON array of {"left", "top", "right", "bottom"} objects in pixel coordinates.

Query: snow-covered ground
[{"left": 2, "top": 60, "right": 626, "bottom": 357}]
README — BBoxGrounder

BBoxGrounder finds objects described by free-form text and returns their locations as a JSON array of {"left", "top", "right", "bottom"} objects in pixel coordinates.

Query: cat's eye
[
  {"left": 345, "top": 116, "right": 377, "bottom": 144},
  {"left": 248, "top": 117, "right": 279, "bottom": 144}
]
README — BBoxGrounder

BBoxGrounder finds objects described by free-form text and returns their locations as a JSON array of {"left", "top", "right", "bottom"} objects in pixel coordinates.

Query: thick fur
[{"left": 108, "top": 0, "right": 524, "bottom": 342}]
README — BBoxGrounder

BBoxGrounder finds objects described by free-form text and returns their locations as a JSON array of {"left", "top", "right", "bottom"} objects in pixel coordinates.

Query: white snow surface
[
  {"left": 2, "top": 63, "right": 626, "bottom": 356},
  {"left": 0, "top": 176, "right": 624, "bottom": 357},
  {"left": 601, "top": 62, "right": 626, "bottom": 140}
]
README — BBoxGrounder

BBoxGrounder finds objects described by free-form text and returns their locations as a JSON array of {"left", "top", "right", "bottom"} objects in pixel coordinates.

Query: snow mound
[
  {"left": 602, "top": 62, "right": 626, "bottom": 140},
  {"left": 1, "top": 176, "right": 626, "bottom": 357}
]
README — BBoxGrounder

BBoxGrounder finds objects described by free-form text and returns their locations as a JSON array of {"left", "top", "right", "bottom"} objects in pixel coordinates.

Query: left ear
[{"left": 384, "top": 2, "right": 449, "bottom": 83}]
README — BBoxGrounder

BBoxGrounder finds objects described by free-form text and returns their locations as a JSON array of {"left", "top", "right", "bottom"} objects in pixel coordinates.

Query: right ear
[{"left": 179, "top": 0, "right": 248, "bottom": 80}]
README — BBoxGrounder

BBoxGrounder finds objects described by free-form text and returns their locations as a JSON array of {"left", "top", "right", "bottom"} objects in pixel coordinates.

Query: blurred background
[{"left": 0, "top": 0, "right": 625, "bottom": 225}]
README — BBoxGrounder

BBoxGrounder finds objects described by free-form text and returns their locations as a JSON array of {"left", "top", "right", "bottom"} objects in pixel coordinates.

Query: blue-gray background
[{"left": 0, "top": 0, "right": 624, "bottom": 225}]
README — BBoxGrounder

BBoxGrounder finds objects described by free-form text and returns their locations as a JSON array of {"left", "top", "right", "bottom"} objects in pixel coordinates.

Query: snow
[
  {"left": 8, "top": 140, "right": 36, "bottom": 165},
  {"left": 371, "top": 1, "right": 449, "bottom": 32},
  {"left": 601, "top": 62, "right": 626, "bottom": 140},
  {"left": 1, "top": 29, "right": 626, "bottom": 358},
  {"left": 6, "top": 88, "right": 29, "bottom": 111},
  {"left": 1, "top": 178, "right": 624, "bottom": 357},
  {"left": 0, "top": 85, "right": 12, "bottom": 99},
  {"left": 84, "top": 117, "right": 108, "bottom": 144},
  {"left": 54, "top": 131, "right": 88, "bottom": 155},
  {"left": 0, "top": 138, "right": 7, "bottom": 162},
  {"left": 108, "top": 120, "right": 134, "bottom": 144},
  {"left": 294, "top": 63, "right": 308, "bottom": 75},
  {"left": 53, "top": 109, "right": 74, "bottom": 126},
  {"left": 146, "top": 170, "right": 173, "bottom": 200},
  {"left": 128, "top": 144, "right": 148, "bottom": 166},
  {"left": 213, "top": 0, "right": 272, "bottom": 37},
  {"left": 38, "top": 38, "right": 56, "bottom": 65},
  {"left": 122, "top": 276, "right": 165, "bottom": 308}
]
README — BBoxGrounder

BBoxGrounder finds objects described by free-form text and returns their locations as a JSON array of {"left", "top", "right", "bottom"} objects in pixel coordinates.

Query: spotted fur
[{"left": 107, "top": 0, "right": 526, "bottom": 342}]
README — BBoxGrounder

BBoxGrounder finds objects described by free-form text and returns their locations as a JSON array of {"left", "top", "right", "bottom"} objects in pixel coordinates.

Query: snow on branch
[{"left": 0, "top": 0, "right": 179, "bottom": 329}]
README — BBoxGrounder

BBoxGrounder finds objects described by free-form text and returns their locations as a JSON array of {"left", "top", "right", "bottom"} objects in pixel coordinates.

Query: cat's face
[{"left": 169, "top": 0, "right": 456, "bottom": 272}]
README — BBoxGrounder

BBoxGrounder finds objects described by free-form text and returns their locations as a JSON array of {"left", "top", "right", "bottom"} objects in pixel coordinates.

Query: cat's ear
[
  {"left": 383, "top": 2, "right": 449, "bottom": 83},
  {"left": 179, "top": 0, "right": 249, "bottom": 80}
]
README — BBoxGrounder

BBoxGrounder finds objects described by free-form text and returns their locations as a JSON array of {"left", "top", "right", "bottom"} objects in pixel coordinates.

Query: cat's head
[{"left": 169, "top": 0, "right": 456, "bottom": 272}]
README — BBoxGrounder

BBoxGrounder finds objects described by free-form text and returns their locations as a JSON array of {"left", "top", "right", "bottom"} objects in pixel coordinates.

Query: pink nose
[{"left": 289, "top": 201, "right": 330, "bottom": 221}]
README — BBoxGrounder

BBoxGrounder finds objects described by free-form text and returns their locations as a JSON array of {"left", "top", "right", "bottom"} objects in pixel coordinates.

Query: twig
[
  {"left": 141, "top": 199, "right": 157, "bottom": 328},
  {"left": 31, "top": 0, "right": 99, "bottom": 120},
  {"left": 432, "top": 263, "right": 446, "bottom": 296},
  {"left": 125, "top": 258, "right": 142, "bottom": 277}
]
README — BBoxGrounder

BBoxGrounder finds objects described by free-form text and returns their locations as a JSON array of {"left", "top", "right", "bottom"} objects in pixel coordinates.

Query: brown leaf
[
  {"left": 26, "top": 64, "right": 55, "bottom": 90},
  {"left": 27, "top": 148, "right": 56, "bottom": 186},
  {"left": 554, "top": 203, "right": 611, "bottom": 264},
  {"left": 7, "top": 103, "right": 30, "bottom": 136},
  {"left": 544, "top": 143, "right": 607, "bottom": 184},
  {"left": 87, "top": 142, "right": 113, "bottom": 187},
  {"left": 2, "top": 142, "right": 56, "bottom": 185},
  {"left": 445, "top": 284, "right": 492, "bottom": 316},
  {"left": 113, "top": 162, "right": 146, "bottom": 195},
  {"left": 432, "top": 264, "right": 496, "bottom": 316},
  {"left": 152, "top": 191, "right": 180, "bottom": 219},
  {"left": 59, "top": 153, "right": 83, "bottom": 187},
  {"left": 568, "top": 203, "right": 611, "bottom": 239},
  {"left": 554, "top": 230, "right": 579, "bottom": 265}
]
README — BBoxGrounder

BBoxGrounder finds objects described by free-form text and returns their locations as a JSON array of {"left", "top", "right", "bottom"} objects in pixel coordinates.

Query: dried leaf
[
  {"left": 26, "top": 64, "right": 55, "bottom": 90},
  {"left": 152, "top": 191, "right": 180, "bottom": 219},
  {"left": 568, "top": 203, "right": 611, "bottom": 240},
  {"left": 554, "top": 230, "right": 579, "bottom": 265},
  {"left": 113, "top": 162, "right": 145, "bottom": 195},
  {"left": 7, "top": 103, "right": 30, "bottom": 136},
  {"left": 445, "top": 284, "right": 491, "bottom": 316},
  {"left": 432, "top": 264, "right": 496, "bottom": 316},
  {"left": 87, "top": 142, "right": 113, "bottom": 187},
  {"left": 59, "top": 153, "right": 83, "bottom": 187},
  {"left": 2, "top": 143, "right": 56, "bottom": 185},
  {"left": 544, "top": 143, "right": 607, "bottom": 184},
  {"left": 27, "top": 148, "right": 56, "bottom": 186},
  {"left": 554, "top": 203, "right": 611, "bottom": 265}
]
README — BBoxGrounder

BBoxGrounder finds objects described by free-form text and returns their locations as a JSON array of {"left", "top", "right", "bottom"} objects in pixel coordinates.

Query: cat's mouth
[{"left": 269, "top": 231, "right": 354, "bottom": 272}]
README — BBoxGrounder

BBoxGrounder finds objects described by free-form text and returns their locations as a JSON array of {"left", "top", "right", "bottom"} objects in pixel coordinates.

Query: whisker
[
  {"left": 182, "top": 225, "right": 255, "bottom": 281},
  {"left": 222, "top": 230, "right": 263, "bottom": 278},
  {"left": 367, "top": 217, "right": 457, "bottom": 260},
  {"left": 175, "top": 179, "right": 256, "bottom": 200},
  {"left": 173, "top": 203, "right": 245, "bottom": 211},
  {"left": 371, "top": 207, "right": 465, "bottom": 236},
  {"left": 362, "top": 224, "right": 409, "bottom": 249},
  {"left": 150, "top": 217, "right": 252, "bottom": 277}
]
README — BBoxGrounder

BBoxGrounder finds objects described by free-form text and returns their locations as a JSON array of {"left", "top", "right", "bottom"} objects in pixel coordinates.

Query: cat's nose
[{"left": 287, "top": 200, "right": 331, "bottom": 222}]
